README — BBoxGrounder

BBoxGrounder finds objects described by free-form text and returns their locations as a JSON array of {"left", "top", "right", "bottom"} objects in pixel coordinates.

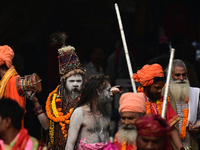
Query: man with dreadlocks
[
  {"left": 31, "top": 45, "right": 86, "bottom": 150},
  {"left": 65, "top": 74, "right": 113, "bottom": 150}
]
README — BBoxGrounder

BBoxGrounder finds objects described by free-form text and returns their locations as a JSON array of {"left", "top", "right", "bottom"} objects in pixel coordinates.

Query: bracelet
[
  {"left": 180, "top": 146, "right": 191, "bottom": 150},
  {"left": 35, "top": 110, "right": 45, "bottom": 116},
  {"left": 33, "top": 105, "right": 43, "bottom": 112}
]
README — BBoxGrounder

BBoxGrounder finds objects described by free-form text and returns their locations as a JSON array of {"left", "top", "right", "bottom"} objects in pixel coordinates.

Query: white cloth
[{"left": 188, "top": 87, "right": 200, "bottom": 125}]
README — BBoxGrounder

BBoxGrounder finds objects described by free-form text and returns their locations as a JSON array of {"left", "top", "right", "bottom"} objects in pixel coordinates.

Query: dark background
[{"left": 1, "top": 0, "right": 200, "bottom": 140}]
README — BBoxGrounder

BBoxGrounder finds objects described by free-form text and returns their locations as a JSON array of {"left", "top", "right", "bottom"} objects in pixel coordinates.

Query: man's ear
[{"left": 4, "top": 117, "right": 12, "bottom": 128}]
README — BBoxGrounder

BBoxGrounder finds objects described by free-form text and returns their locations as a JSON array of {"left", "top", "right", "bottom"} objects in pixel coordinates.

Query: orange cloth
[
  {"left": 0, "top": 45, "right": 14, "bottom": 68},
  {"left": 132, "top": 64, "right": 164, "bottom": 86},
  {"left": 119, "top": 92, "right": 146, "bottom": 113},
  {"left": 6, "top": 76, "right": 26, "bottom": 110}
]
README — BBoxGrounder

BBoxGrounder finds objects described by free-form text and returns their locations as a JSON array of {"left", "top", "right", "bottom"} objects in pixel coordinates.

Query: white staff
[
  {"left": 161, "top": 48, "right": 175, "bottom": 118},
  {"left": 114, "top": 3, "right": 137, "bottom": 93}
]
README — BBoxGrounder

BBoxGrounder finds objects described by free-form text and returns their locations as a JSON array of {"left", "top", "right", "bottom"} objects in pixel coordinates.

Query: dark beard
[
  {"left": 97, "top": 95, "right": 112, "bottom": 118},
  {"left": 66, "top": 88, "right": 81, "bottom": 99},
  {"left": 146, "top": 88, "right": 160, "bottom": 101}
]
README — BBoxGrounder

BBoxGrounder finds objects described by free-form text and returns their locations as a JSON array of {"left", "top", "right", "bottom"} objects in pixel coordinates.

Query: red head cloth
[
  {"left": 136, "top": 114, "right": 171, "bottom": 137},
  {"left": 132, "top": 64, "right": 164, "bottom": 86},
  {"left": 119, "top": 92, "right": 146, "bottom": 114},
  {"left": 0, "top": 45, "right": 14, "bottom": 68},
  {"left": 136, "top": 114, "right": 173, "bottom": 150}
]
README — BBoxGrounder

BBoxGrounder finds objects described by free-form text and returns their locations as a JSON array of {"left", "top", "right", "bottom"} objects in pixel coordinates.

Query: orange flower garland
[
  {"left": 121, "top": 142, "right": 137, "bottom": 150},
  {"left": 46, "top": 85, "right": 74, "bottom": 140},
  {"left": 180, "top": 108, "right": 189, "bottom": 140},
  {"left": 137, "top": 86, "right": 163, "bottom": 115}
]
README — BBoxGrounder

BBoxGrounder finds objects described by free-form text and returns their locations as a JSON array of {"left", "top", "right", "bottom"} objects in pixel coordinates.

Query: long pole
[
  {"left": 161, "top": 48, "right": 175, "bottom": 118},
  {"left": 114, "top": 3, "right": 137, "bottom": 93}
]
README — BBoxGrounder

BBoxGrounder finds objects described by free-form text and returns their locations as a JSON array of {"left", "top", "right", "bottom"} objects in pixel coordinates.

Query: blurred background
[{"left": 1, "top": 0, "right": 200, "bottom": 140}]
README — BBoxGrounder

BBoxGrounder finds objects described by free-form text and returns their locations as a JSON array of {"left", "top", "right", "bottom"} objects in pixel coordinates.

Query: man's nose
[
  {"left": 158, "top": 88, "right": 162, "bottom": 93},
  {"left": 125, "top": 119, "right": 130, "bottom": 125},
  {"left": 73, "top": 82, "right": 78, "bottom": 87},
  {"left": 180, "top": 75, "right": 184, "bottom": 81}
]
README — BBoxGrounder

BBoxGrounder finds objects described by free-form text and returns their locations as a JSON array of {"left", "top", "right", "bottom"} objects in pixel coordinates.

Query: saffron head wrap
[
  {"left": 0, "top": 45, "right": 14, "bottom": 68},
  {"left": 132, "top": 64, "right": 164, "bottom": 86},
  {"left": 118, "top": 92, "right": 146, "bottom": 114},
  {"left": 136, "top": 114, "right": 171, "bottom": 137}
]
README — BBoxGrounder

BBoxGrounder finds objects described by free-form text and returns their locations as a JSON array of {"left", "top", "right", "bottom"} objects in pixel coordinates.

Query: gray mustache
[{"left": 120, "top": 124, "right": 136, "bottom": 130}]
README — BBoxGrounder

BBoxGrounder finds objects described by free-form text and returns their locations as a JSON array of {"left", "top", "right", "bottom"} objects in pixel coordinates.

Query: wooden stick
[
  {"left": 114, "top": 3, "right": 137, "bottom": 93},
  {"left": 161, "top": 48, "right": 175, "bottom": 118}
]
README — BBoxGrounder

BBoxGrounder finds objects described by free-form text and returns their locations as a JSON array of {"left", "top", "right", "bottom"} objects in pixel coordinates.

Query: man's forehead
[
  {"left": 173, "top": 66, "right": 186, "bottom": 73},
  {"left": 67, "top": 74, "right": 83, "bottom": 80},
  {"left": 120, "top": 111, "right": 139, "bottom": 117}
]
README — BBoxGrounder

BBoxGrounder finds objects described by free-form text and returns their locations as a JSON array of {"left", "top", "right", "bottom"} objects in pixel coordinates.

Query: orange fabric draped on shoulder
[
  {"left": 5, "top": 76, "right": 25, "bottom": 110},
  {"left": 132, "top": 64, "right": 164, "bottom": 86}
]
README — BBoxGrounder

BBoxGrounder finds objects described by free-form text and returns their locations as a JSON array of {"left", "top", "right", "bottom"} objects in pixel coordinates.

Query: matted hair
[{"left": 75, "top": 74, "right": 110, "bottom": 111}]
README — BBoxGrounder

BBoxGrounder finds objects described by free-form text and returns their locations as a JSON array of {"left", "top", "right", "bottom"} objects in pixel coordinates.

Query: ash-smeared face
[{"left": 66, "top": 75, "right": 83, "bottom": 99}]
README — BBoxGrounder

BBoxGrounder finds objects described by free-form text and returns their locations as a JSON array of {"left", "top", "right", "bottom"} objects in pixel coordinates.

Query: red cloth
[
  {"left": 12, "top": 128, "right": 30, "bottom": 150},
  {"left": 146, "top": 95, "right": 179, "bottom": 127},
  {"left": 0, "top": 45, "right": 14, "bottom": 68},
  {"left": 132, "top": 64, "right": 164, "bottom": 86},
  {"left": 136, "top": 114, "right": 173, "bottom": 150}
]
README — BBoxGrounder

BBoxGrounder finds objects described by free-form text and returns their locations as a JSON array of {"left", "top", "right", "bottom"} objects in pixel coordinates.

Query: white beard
[
  {"left": 169, "top": 79, "right": 190, "bottom": 101},
  {"left": 118, "top": 126, "right": 137, "bottom": 146}
]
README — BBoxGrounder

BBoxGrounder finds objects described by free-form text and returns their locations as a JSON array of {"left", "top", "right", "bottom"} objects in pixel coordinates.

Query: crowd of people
[{"left": 0, "top": 38, "right": 200, "bottom": 150}]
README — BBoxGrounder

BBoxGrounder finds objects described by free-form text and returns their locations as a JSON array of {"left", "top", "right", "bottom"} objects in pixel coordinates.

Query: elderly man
[
  {"left": 136, "top": 114, "right": 173, "bottom": 150},
  {"left": 0, "top": 98, "right": 47, "bottom": 150},
  {"left": 163, "top": 59, "right": 200, "bottom": 149},
  {"left": 132, "top": 63, "right": 183, "bottom": 150},
  {"left": 32, "top": 45, "right": 86, "bottom": 150},
  {"left": 114, "top": 92, "right": 146, "bottom": 150},
  {"left": 65, "top": 74, "right": 113, "bottom": 150}
]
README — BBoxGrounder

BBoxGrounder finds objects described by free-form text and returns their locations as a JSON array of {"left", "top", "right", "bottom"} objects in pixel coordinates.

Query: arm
[
  {"left": 31, "top": 97, "right": 50, "bottom": 130},
  {"left": 65, "top": 107, "right": 84, "bottom": 150},
  {"left": 171, "top": 126, "right": 183, "bottom": 150},
  {"left": 188, "top": 100, "right": 200, "bottom": 135}
]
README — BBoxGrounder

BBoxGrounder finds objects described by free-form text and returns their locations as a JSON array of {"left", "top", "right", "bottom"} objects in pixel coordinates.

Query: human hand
[
  {"left": 110, "top": 85, "right": 122, "bottom": 94},
  {"left": 26, "top": 91, "right": 37, "bottom": 102},
  {"left": 188, "top": 123, "right": 200, "bottom": 134}
]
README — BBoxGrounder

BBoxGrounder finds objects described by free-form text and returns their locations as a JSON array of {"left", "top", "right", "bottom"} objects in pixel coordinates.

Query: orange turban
[
  {"left": 132, "top": 64, "right": 164, "bottom": 86},
  {"left": 0, "top": 45, "right": 14, "bottom": 68},
  {"left": 119, "top": 92, "right": 146, "bottom": 114}
]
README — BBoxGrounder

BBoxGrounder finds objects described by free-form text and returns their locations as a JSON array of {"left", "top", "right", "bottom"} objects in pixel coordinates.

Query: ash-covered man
[
  {"left": 31, "top": 46, "right": 86, "bottom": 150},
  {"left": 163, "top": 59, "right": 200, "bottom": 150},
  {"left": 114, "top": 92, "right": 146, "bottom": 150},
  {"left": 132, "top": 63, "right": 183, "bottom": 150},
  {"left": 65, "top": 74, "right": 113, "bottom": 150}
]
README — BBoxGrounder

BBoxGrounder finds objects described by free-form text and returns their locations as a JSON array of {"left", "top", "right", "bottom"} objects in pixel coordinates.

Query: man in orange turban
[
  {"left": 114, "top": 92, "right": 146, "bottom": 150},
  {"left": 0, "top": 45, "right": 26, "bottom": 112},
  {"left": 132, "top": 63, "right": 183, "bottom": 150},
  {"left": 136, "top": 114, "right": 174, "bottom": 150}
]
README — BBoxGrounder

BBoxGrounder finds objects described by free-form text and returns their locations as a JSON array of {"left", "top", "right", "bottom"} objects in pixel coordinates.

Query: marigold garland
[
  {"left": 46, "top": 85, "right": 75, "bottom": 140},
  {"left": 180, "top": 108, "right": 189, "bottom": 140},
  {"left": 121, "top": 142, "right": 136, "bottom": 150},
  {"left": 138, "top": 86, "right": 163, "bottom": 115},
  {"left": 121, "top": 142, "right": 127, "bottom": 150},
  {"left": 49, "top": 120, "right": 55, "bottom": 150}
]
